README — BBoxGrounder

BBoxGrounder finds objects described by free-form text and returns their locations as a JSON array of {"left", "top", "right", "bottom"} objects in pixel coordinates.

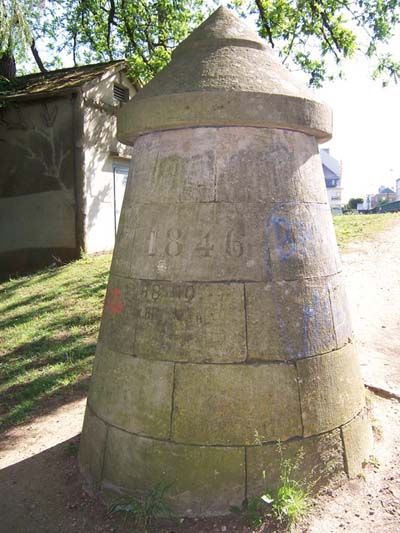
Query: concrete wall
[
  {"left": 0, "top": 96, "right": 78, "bottom": 276},
  {"left": 83, "top": 71, "right": 135, "bottom": 254}
]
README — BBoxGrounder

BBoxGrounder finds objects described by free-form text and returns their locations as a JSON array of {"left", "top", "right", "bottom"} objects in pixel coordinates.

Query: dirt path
[
  {"left": 302, "top": 218, "right": 400, "bottom": 533},
  {"left": 1, "top": 220, "right": 400, "bottom": 533}
]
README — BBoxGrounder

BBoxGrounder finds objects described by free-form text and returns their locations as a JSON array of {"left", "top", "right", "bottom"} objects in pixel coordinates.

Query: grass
[
  {"left": 108, "top": 483, "right": 173, "bottom": 531},
  {"left": 333, "top": 212, "right": 400, "bottom": 247},
  {"left": 0, "top": 212, "right": 399, "bottom": 432},
  {"left": 0, "top": 254, "right": 111, "bottom": 430},
  {"left": 231, "top": 443, "right": 311, "bottom": 530}
]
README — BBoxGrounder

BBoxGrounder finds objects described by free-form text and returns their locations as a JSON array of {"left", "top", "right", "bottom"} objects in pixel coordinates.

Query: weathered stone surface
[
  {"left": 126, "top": 129, "right": 217, "bottom": 205},
  {"left": 112, "top": 200, "right": 340, "bottom": 283},
  {"left": 110, "top": 203, "right": 139, "bottom": 276},
  {"left": 172, "top": 363, "right": 302, "bottom": 445},
  {"left": 247, "top": 429, "right": 345, "bottom": 497},
  {"left": 79, "top": 407, "right": 108, "bottom": 489},
  {"left": 263, "top": 201, "right": 341, "bottom": 282},
  {"left": 88, "top": 344, "right": 174, "bottom": 437},
  {"left": 134, "top": 280, "right": 246, "bottom": 363},
  {"left": 216, "top": 128, "right": 327, "bottom": 205},
  {"left": 117, "top": 8, "right": 332, "bottom": 144},
  {"left": 342, "top": 409, "right": 373, "bottom": 478},
  {"left": 328, "top": 274, "right": 353, "bottom": 348},
  {"left": 246, "top": 276, "right": 338, "bottom": 361},
  {"left": 122, "top": 127, "right": 327, "bottom": 207},
  {"left": 297, "top": 344, "right": 365, "bottom": 436},
  {"left": 98, "top": 274, "right": 137, "bottom": 355},
  {"left": 102, "top": 427, "right": 245, "bottom": 516}
]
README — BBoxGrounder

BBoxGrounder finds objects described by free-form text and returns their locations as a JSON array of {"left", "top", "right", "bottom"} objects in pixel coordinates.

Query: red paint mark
[{"left": 107, "top": 288, "right": 124, "bottom": 314}]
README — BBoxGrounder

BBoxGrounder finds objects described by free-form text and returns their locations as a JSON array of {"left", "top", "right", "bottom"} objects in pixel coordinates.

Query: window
[
  {"left": 325, "top": 179, "right": 337, "bottom": 188},
  {"left": 113, "top": 84, "right": 129, "bottom": 103}
]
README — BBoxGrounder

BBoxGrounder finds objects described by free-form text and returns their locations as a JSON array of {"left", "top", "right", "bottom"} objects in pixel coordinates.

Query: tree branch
[
  {"left": 30, "top": 39, "right": 47, "bottom": 73},
  {"left": 254, "top": 0, "right": 275, "bottom": 48}
]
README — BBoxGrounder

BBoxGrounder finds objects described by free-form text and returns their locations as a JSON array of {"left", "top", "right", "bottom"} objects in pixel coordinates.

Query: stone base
[{"left": 79, "top": 402, "right": 372, "bottom": 517}]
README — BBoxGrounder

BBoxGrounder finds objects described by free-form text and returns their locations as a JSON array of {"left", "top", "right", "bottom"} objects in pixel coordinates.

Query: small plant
[
  {"left": 232, "top": 439, "right": 311, "bottom": 530},
  {"left": 230, "top": 497, "right": 265, "bottom": 528},
  {"left": 261, "top": 444, "right": 311, "bottom": 530},
  {"left": 108, "top": 482, "right": 173, "bottom": 531},
  {"left": 363, "top": 455, "right": 380, "bottom": 469},
  {"left": 65, "top": 441, "right": 79, "bottom": 457}
]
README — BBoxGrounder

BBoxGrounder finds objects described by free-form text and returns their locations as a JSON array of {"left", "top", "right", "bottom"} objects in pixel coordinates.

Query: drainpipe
[{"left": 71, "top": 90, "right": 87, "bottom": 255}]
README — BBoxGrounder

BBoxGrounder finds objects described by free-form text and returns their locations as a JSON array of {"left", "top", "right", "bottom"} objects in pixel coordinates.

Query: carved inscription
[
  {"left": 139, "top": 283, "right": 196, "bottom": 325},
  {"left": 146, "top": 228, "right": 244, "bottom": 258}
]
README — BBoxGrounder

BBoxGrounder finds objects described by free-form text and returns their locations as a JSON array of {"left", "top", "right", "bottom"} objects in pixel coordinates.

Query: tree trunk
[{"left": 0, "top": 52, "right": 16, "bottom": 79}]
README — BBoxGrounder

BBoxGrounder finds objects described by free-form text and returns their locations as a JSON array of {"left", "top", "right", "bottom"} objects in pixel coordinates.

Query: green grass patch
[
  {"left": 0, "top": 212, "right": 398, "bottom": 431},
  {"left": 0, "top": 254, "right": 111, "bottom": 430},
  {"left": 333, "top": 212, "right": 400, "bottom": 248}
]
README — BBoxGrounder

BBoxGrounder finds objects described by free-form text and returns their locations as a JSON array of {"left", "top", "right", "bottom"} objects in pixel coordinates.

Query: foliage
[
  {"left": 232, "top": 0, "right": 400, "bottom": 87},
  {"left": 230, "top": 497, "right": 266, "bottom": 528},
  {"left": 108, "top": 482, "right": 173, "bottom": 531},
  {"left": 0, "top": 0, "right": 47, "bottom": 75},
  {"left": 0, "top": 254, "right": 111, "bottom": 429},
  {"left": 261, "top": 462, "right": 311, "bottom": 530},
  {"left": 45, "top": 0, "right": 206, "bottom": 83},
  {"left": 346, "top": 197, "right": 364, "bottom": 210},
  {"left": 1, "top": 1, "right": 399, "bottom": 86}
]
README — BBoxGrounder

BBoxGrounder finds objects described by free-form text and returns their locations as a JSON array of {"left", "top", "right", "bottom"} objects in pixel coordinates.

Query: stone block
[
  {"left": 297, "top": 344, "right": 365, "bottom": 436},
  {"left": 127, "top": 128, "right": 217, "bottom": 204},
  {"left": 98, "top": 274, "right": 137, "bottom": 355},
  {"left": 328, "top": 274, "right": 353, "bottom": 348},
  {"left": 263, "top": 202, "right": 341, "bottom": 282},
  {"left": 79, "top": 407, "right": 108, "bottom": 489},
  {"left": 216, "top": 127, "right": 327, "bottom": 205},
  {"left": 111, "top": 203, "right": 139, "bottom": 277},
  {"left": 246, "top": 429, "right": 345, "bottom": 497},
  {"left": 127, "top": 202, "right": 264, "bottom": 282},
  {"left": 88, "top": 344, "right": 174, "bottom": 437},
  {"left": 102, "top": 427, "right": 245, "bottom": 516},
  {"left": 172, "top": 363, "right": 302, "bottom": 445},
  {"left": 246, "top": 276, "right": 338, "bottom": 361},
  {"left": 342, "top": 409, "right": 373, "bottom": 478},
  {"left": 133, "top": 280, "right": 246, "bottom": 363}
]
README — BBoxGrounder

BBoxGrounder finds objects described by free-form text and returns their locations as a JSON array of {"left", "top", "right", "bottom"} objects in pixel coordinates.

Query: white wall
[{"left": 83, "top": 70, "right": 135, "bottom": 254}]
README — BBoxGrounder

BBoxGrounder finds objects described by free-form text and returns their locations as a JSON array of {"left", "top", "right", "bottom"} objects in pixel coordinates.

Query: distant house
[
  {"left": 396, "top": 178, "right": 400, "bottom": 201},
  {"left": 320, "top": 148, "right": 343, "bottom": 215},
  {"left": 0, "top": 61, "right": 136, "bottom": 277},
  {"left": 357, "top": 186, "right": 397, "bottom": 212}
]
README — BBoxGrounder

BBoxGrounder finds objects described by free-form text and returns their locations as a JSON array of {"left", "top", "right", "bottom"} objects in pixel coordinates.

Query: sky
[{"left": 316, "top": 53, "right": 400, "bottom": 202}]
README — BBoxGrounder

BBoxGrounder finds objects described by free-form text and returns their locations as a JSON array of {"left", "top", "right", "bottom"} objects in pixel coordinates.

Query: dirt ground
[{"left": 1, "top": 220, "right": 400, "bottom": 533}]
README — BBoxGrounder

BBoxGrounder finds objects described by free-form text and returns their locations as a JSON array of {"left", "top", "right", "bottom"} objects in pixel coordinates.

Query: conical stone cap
[{"left": 118, "top": 6, "right": 332, "bottom": 144}]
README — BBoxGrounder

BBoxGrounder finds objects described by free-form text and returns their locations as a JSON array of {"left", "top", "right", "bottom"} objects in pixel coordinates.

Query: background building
[
  {"left": 320, "top": 148, "right": 343, "bottom": 214},
  {"left": 0, "top": 61, "right": 136, "bottom": 277}
]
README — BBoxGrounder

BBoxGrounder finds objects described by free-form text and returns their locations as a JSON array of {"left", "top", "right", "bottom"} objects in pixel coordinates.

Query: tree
[
  {"left": 347, "top": 197, "right": 364, "bottom": 209},
  {"left": 0, "top": 0, "right": 47, "bottom": 79},
  {"left": 1, "top": 1, "right": 399, "bottom": 87},
  {"left": 234, "top": 0, "right": 400, "bottom": 87},
  {"left": 45, "top": 0, "right": 205, "bottom": 83}
]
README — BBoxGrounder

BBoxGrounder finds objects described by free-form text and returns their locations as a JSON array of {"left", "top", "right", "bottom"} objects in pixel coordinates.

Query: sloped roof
[
  {"left": 320, "top": 148, "right": 341, "bottom": 177},
  {"left": 0, "top": 60, "right": 127, "bottom": 101},
  {"left": 322, "top": 164, "right": 340, "bottom": 181}
]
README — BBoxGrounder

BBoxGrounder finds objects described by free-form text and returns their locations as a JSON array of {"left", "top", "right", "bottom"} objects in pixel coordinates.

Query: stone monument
[{"left": 79, "top": 6, "right": 372, "bottom": 516}]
